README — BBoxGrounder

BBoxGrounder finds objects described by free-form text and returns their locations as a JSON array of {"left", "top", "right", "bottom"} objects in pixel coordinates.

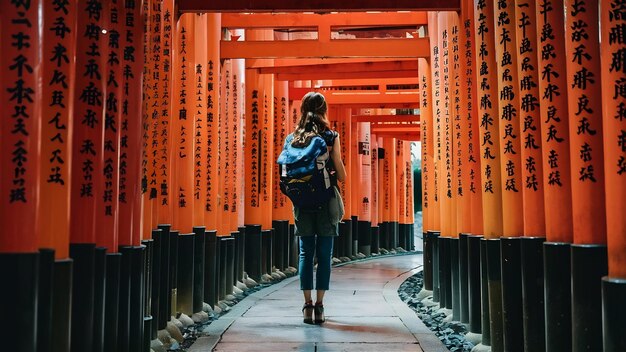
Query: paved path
[{"left": 190, "top": 254, "right": 447, "bottom": 352}]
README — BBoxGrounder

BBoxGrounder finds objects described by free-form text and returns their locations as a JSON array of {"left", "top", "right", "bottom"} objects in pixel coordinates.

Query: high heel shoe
[
  {"left": 302, "top": 302, "right": 314, "bottom": 324},
  {"left": 314, "top": 303, "right": 325, "bottom": 324}
]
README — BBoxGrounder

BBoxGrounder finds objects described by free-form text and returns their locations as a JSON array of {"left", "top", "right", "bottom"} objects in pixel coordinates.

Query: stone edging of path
[{"left": 382, "top": 264, "right": 449, "bottom": 352}]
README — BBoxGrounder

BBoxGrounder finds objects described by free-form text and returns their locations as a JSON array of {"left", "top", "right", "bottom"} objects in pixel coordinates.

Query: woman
[{"left": 290, "top": 92, "right": 346, "bottom": 324}]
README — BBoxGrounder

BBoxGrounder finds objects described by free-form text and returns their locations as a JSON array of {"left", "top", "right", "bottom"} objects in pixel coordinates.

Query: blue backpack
[{"left": 277, "top": 133, "right": 334, "bottom": 209}]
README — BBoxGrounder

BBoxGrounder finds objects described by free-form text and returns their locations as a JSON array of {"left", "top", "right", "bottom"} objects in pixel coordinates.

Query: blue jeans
[{"left": 299, "top": 236, "right": 334, "bottom": 290}]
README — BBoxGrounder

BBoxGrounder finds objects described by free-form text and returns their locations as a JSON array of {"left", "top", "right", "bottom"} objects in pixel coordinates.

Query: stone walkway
[{"left": 189, "top": 254, "right": 447, "bottom": 352}]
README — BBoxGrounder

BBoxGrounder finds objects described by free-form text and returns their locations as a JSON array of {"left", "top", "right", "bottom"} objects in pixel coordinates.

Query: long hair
[{"left": 291, "top": 92, "right": 330, "bottom": 147}]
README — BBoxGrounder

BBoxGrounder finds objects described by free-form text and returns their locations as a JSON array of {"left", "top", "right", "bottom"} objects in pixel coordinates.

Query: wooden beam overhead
[
  {"left": 221, "top": 38, "right": 430, "bottom": 59},
  {"left": 353, "top": 114, "right": 420, "bottom": 123},
  {"left": 261, "top": 60, "right": 419, "bottom": 81},
  {"left": 259, "top": 60, "right": 418, "bottom": 75},
  {"left": 372, "top": 132, "right": 421, "bottom": 141},
  {"left": 291, "top": 87, "right": 419, "bottom": 106},
  {"left": 371, "top": 126, "right": 421, "bottom": 133},
  {"left": 221, "top": 12, "right": 428, "bottom": 29},
  {"left": 276, "top": 70, "right": 418, "bottom": 81},
  {"left": 179, "top": 0, "right": 461, "bottom": 12}
]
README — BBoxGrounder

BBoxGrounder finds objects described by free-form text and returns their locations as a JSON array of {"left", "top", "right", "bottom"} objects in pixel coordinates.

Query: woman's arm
[{"left": 331, "top": 135, "right": 347, "bottom": 182}]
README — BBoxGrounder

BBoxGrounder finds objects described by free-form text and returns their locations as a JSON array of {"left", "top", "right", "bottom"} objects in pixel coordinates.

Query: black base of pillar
[
  {"left": 480, "top": 238, "right": 490, "bottom": 345},
  {"left": 351, "top": 216, "right": 358, "bottom": 256},
  {"left": 168, "top": 230, "right": 179, "bottom": 317},
  {"left": 117, "top": 246, "right": 133, "bottom": 352},
  {"left": 398, "top": 224, "right": 406, "bottom": 250},
  {"left": 379, "top": 222, "right": 388, "bottom": 250},
  {"left": 336, "top": 222, "right": 346, "bottom": 258},
  {"left": 150, "top": 229, "right": 162, "bottom": 340},
  {"left": 459, "top": 234, "right": 470, "bottom": 324},
  {"left": 423, "top": 231, "right": 434, "bottom": 291},
  {"left": 177, "top": 233, "right": 195, "bottom": 315},
  {"left": 217, "top": 236, "right": 225, "bottom": 300},
  {"left": 450, "top": 237, "right": 460, "bottom": 321},
  {"left": 93, "top": 247, "right": 106, "bottom": 352},
  {"left": 226, "top": 235, "right": 235, "bottom": 294},
  {"left": 192, "top": 227, "right": 206, "bottom": 313},
  {"left": 244, "top": 225, "right": 262, "bottom": 282},
  {"left": 204, "top": 230, "right": 217, "bottom": 309},
  {"left": 155, "top": 226, "right": 171, "bottom": 329},
  {"left": 439, "top": 237, "right": 452, "bottom": 309},
  {"left": 432, "top": 231, "right": 440, "bottom": 303},
  {"left": 237, "top": 226, "right": 247, "bottom": 281},
  {"left": 141, "top": 239, "right": 153, "bottom": 320},
  {"left": 468, "top": 235, "right": 483, "bottom": 334},
  {"left": 289, "top": 224, "right": 298, "bottom": 269},
  {"left": 602, "top": 277, "right": 626, "bottom": 352},
  {"left": 500, "top": 237, "right": 524, "bottom": 352},
  {"left": 486, "top": 238, "right": 503, "bottom": 351},
  {"left": 521, "top": 237, "right": 545, "bottom": 352},
  {"left": 103, "top": 253, "right": 121, "bottom": 352},
  {"left": 262, "top": 230, "right": 272, "bottom": 275},
  {"left": 410, "top": 224, "right": 415, "bottom": 251},
  {"left": 341, "top": 219, "right": 352, "bottom": 257},
  {"left": 51, "top": 258, "right": 73, "bottom": 352},
  {"left": 390, "top": 221, "right": 399, "bottom": 249},
  {"left": 38, "top": 249, "right": 55, "bottom": 352},
  {"left": 70, "top": 243, "right": 96, "bottom": 352},
  {"left": 572, "top": 244, "right": 607, "bottom": 352},
  {"left": 0, "top": 252, "right": 39, "bottom": 352},
  {"left": 544, "top": 242, "right": 571, "bottom": 352},
  {"left": 143, "top": 316, "right": 153, "bottom": 352},
  {"left": 371, "top": 226, "right": 380, "bottom": 254},
  {"left": 357, "top": 221, "right": 372, "bottom": 256},
  {"left": 129, "top": 246, "right": 146, "bottom": 352},
  {"left": 272, "top": 220, "right": 287, "bottom": 271}
]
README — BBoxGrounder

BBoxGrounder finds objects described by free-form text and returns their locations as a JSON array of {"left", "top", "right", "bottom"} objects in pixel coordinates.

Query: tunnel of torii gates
[{"left": 0, "top": 0, "right": 625, "bottom": 351}]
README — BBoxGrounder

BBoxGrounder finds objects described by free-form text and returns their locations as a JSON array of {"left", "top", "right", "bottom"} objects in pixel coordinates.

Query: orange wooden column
[
  {"left": 350, "top": 113, "right": 359, "bottom": 221},
  {"left": 172, "top": 13, "right": 195, "bottom": 234},
  {"left": 565, "top": 0, "right": 607, "bottom": 245},
  {"left": 273, "top": 80, "right": 291, "bottom": 221},
  {"left": 39, "top": 0, "right": 77, "bottom": 258},
  {"left": 601, "top": 0, "right": 626, "bottom": 278},
  {"left": 536, "top": 2, "right": 573, "bottom": 244},
  {"left": 142, "top": 0, "right": 157, "bottom": 238},
  {"left": 193, "top": 14, "right": 208, "bottom": 228},
  {"left": 396, "top": 139, "right": 406, "bottom": 228},
  {"left": 358, "top": 122, "right": 372, "bottom": 224},
  {"left": 388, "top": 138, "right": 399, "bottom": 247},
  {"left": 219, "top": 58, "right": 233, "bottom": 235},
  {"left": 378, "top": 136, "right": 388, "bottom": 231},
  {"left": 449, "top": 12, "right": 463, "bottom": 236},
  {"left": 459, "top": 0, "right": 483, "bottom": 235},
  {"left": 70, "top": 0, "right": 107, "bottom": 246},
  {"left": 419, "top": 58, "right": 435, "bottom": 232},
  {"left": 428, "top": 12, "right": 442, "bottom": 233},
  {"left": 244, "top": 30, "right": 264, "bottom": 228},
  {"left": 514, "top": 0, "right": 546, "bottom": 237},
  {"left": 494, "top": 1, "right": 523, "bottom": 237},
  {"left": 371, "top": 134, "right": 379, "bottom": 228},
  {"left": 205, "top": 13, "right": 220, "bottom": 231},
  {"left": 565, "top": 1, "right": 608, "bottom": 347},
  {"left": 156, "top": 0, "right": 174, "bottom": 226},
  {"left": 335, "top": 107, "right": 353, "bottom": 221},
  {"left": 232, "top": 52, "right": 245, "bottom": 231},
  {"left": 96, "top": 0, "right": 122, "bottom": 251},
  {"left": 600, "top": 2, "right": 626, "bottom": 349},
  {"left": 473, "top": 2, "right": 504, "bottom": 238},
  {"left": 535, "top": 3, "right": 574, "bottom": 350},
  {"left": 437, "top": 12, "right": 452, "bottom": 238},
  {"left": 260, "top": 70, "right": 275, "bottom": 230},
  {"left": 125, "top": 0, "right": 146, "bottom": 245},
  {"left": 1, "top": 0, "right": 41, "bottom": 252}
]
